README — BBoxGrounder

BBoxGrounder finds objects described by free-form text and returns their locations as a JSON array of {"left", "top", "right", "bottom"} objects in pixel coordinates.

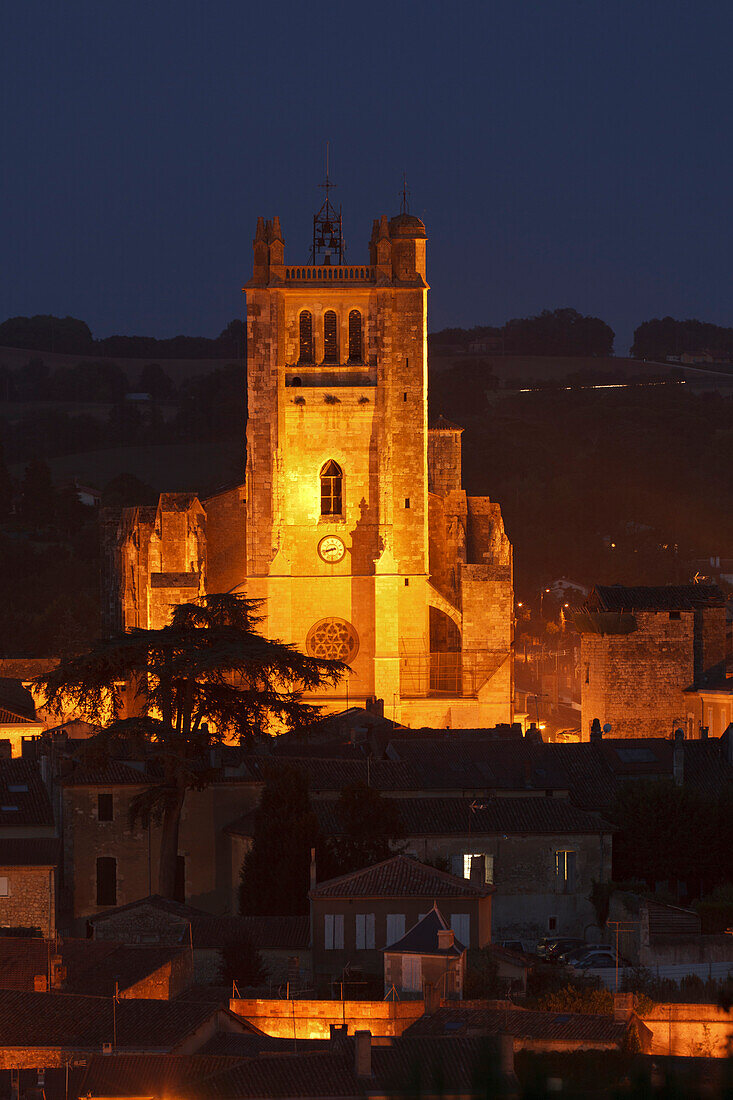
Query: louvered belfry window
[
  {"left": 323, "top": 311, "right": 338, "bottom": 363},
  {"left": 320, "top": 460, "right": 342, "bottom": 516},
  {"left": 348, "top": 310, "right": 362, "bottom": 362},
  {"left": 299, "top": 310, "right": 314, "bottom": 362}
]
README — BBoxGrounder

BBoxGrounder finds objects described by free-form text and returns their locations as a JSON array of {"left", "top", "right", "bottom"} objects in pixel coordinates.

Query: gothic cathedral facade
[{"left": 105, "top": 204, "right": 514, "bottom": 728}]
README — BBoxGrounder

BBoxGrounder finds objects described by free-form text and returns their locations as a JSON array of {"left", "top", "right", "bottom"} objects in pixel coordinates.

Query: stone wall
[
  {"left": 63, "top": 780, "right": 262, "bottom": 926},
  {"left": 581, "top": 610, "right": 700, "bottom": 739},
  {"left": 229, "top": 997, "right": 424, "bottom": 1039},
  {"left": 640, "top": 1003, "right": 733, "bottom": 1057},
  {"left": 401, "top": 831, "right": 611, "bottom": 943},
  {"left": 0, "top": 865, "right": 55, "bottom": 936}
]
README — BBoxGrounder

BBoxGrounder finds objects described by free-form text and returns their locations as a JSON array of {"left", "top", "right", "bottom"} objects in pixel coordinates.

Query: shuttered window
[
  {"left": 386, "top": 913, "right": 405, "bottom": 945},
  {"left": 355, "top": 912, "right": 375, "bottom": 950},
  {"left": 324, "top": 913, "right": 344, "bottom": 950}
]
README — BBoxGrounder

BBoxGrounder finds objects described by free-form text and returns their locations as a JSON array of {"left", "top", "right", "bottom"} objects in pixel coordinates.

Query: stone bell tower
[{"left": 244, "top": 193, "right": 432, "bottom": 716}]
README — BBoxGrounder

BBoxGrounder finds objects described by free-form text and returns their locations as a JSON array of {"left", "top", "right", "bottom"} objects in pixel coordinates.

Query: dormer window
[
  {"left": 323, "top": 311, "right": 338, "bottom": 363},
  {"left": 320, "top": 460, "right": 343, "bottom": 516},
  {"left": 348, "top": 310, "right": 362, "bottom": 362},
  {"left": 299, "top": 311, "right": 314, "bottom": 363}
]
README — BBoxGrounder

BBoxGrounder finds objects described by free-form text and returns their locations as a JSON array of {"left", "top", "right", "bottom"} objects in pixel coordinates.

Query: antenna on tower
[
  {"left": 400, "top": 172, "right": 410, "bottom": 214},
  {"left": 310, "top": 143, "right": 344, "bottom": 265}
]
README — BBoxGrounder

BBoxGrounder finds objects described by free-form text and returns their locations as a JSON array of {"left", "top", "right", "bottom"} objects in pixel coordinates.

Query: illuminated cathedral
[{"left": 105, "top": 191, "right": 514, "bottom": 728}]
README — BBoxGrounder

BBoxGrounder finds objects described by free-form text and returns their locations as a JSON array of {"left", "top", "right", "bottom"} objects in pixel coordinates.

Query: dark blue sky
[{"left": 2, "top": 0, "right": 732, "bottom": 353}]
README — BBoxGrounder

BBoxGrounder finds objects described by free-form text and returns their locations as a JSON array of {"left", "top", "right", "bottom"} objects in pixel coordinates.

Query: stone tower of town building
[
  {"left": 577, "top": 584, "right": 729, "bottom": 740},
  {"left": 105, "top": 199, "right": 514, "bottom": 728}
]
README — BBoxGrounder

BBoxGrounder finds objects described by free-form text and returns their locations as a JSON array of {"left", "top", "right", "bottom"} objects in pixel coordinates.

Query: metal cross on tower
[{"left": 311, "top": 143, "right": 344, "bottom": 265}]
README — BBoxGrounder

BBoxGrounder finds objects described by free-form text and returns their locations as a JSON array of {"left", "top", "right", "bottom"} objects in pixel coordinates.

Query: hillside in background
[{"left": 0, "top": 322, "right": 732, "bottom": 655}]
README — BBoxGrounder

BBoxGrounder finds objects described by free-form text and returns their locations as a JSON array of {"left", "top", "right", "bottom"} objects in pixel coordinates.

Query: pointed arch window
[
  {"left": 299, "top": 311, "right": 314, "bottom": 363},
  {"left": 323, "top": 310, "right": 338, "bottom": 363},
  {"left": 320, "top": 460, "right": 343, "bottom": 516},
  {"left": 348, "top": 310, "right": 362, "bottom": 362}
]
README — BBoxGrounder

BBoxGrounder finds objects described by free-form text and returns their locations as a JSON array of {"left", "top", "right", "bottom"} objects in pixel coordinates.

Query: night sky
[{"left": 2, "top": 0, "right": 732, "bottom": 353}]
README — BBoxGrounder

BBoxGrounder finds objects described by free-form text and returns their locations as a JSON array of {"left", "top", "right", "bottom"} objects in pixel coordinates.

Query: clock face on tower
[{"left": 318, "top": 535, "right": 346, "bottom": 564}]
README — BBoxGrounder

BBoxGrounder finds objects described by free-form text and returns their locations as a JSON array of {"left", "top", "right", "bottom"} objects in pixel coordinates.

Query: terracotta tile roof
[
  {"left": 310, "top": 855, "right": 493, "bottom": 900},
  {"left": 0, "top": 678, "right": 38, "bottom": 723},
  {"left": 199, "top": 1033, "right": 329, "bottom": 1056},
  {"left": 88, "top": 896, "right": 309, "bottom": 951},
  {"left": 70, "top": 1053, "right": 243, "bottom": 1097},
  {"left": 313, "top": 795, "right": 610, "bottom": 838},
  {"left": 0, "top": 838, "right": 60, "bottom": 866},
  {"left": 407, "top": 1005, "right": 627, "bottom": 1044},
  {"left": 196, "top": 1051, "right": 360, "bottom": 1099},
  {"left": 63, "top": 761, "right": 162, "bottom": 786},
  {"left": 0, "top": 988, "right": 236, "bottom": 1050},
  {"left": 387, "top": 738, "right": 569, "bottom": 792},
  {"left": 586, "top": 584, "right": 724, "bottom": 612},
  {"left": 0, "top": 758, "right": 54, "bottom": 826},
  {"left": 243, "top": 757, "right": 418, "bottom": 792}
]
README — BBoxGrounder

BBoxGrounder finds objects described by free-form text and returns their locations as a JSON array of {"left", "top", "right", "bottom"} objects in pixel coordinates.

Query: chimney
[
  {"left": 330, "top": 1024, "right": 348, "bottom": 1044},
  {"left": 438, "top": 929, "right": 455, "bottom": 950},
  {"left": 590, "top": 718, "right": 602, "bottom": 743},
  {"left": 498, "top": 1033, "right": 515, "bottom": 1080},
  {"left": 700, "top": 726, "right": 709, "bottom": 740},
  {"left": 354, "top": 1030, "right": 372, "bottom": 1077},
  {"left": 310, "top": 847, "right": 317, "bottom": 891},
  {"left": 613, "top": 990, "right": 634, "bottom": 1022},
  {"left": 673, "top": 728, "right": 684, "bottom": 786}
]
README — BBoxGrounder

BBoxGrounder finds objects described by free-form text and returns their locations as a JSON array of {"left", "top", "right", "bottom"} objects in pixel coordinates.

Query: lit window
[
  {"left": 462, "top": 853, "right": 494, "bottom": 884},
  {"left": 555, "top": 850, "right": 576, "bottom": 894},
  {"left": 299, "top": 311, "right": 314, "bottom": 363},
  {"left": 320, "top": 460, "right": 343, "bottom": 516}
]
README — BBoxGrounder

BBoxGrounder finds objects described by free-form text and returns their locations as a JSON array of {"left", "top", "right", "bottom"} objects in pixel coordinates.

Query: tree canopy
[{"left": 631, "top": 317, "right": 733, "bottom": 362}]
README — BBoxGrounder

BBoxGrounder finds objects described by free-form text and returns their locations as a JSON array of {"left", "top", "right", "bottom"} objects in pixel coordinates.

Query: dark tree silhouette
[{"left": 35, "top": 594, "right": 345, "bottom": 898}]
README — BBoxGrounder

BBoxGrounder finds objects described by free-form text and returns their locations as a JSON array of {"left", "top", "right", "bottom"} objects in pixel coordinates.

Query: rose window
[{"left": 306, "top": 618, "right": 360, "bottom": 664}]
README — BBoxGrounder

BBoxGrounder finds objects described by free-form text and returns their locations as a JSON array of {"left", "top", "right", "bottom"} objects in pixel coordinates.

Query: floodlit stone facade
[{"left": 104, "top": 205, "right": 513, "bottom": 728}]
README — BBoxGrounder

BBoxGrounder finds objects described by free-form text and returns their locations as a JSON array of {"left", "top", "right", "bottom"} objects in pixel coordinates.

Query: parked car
[
  {"left": 498, "top": 940, "right": 530, "bottom": 955},
  {"left": 536, "top": 937, "right": 585, "bottom": 962},
  {"left": 557, "top": 943, "right": 607, "bottom": 966},
  {"left": 570, "top": 949, "right": 630, "bottom": 973}
]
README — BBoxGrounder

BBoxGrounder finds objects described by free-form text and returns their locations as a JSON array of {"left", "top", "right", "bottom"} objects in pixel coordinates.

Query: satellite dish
[{"left": 602, "top": 723, "right": 612, "bottom": 734}]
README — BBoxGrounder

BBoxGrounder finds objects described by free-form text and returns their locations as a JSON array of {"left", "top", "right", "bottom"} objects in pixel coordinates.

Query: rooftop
[
  {"left": 0, "top": 759, "right": 54, "bottom": 827},
  {"left": 0, "top": 987, "right": 245, "bottom": 1050},
  {"left": 310, "top": 854, "right": 494, "bottom": 900},
  {"left": 312, "top": 795, "right": 611, "bottom": 838},
  {"left": 383, "top": 906, "right": 466, "bottom": 956},
  {"left": 585, "top": 584, "right": 724, "bottom": 613}
]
